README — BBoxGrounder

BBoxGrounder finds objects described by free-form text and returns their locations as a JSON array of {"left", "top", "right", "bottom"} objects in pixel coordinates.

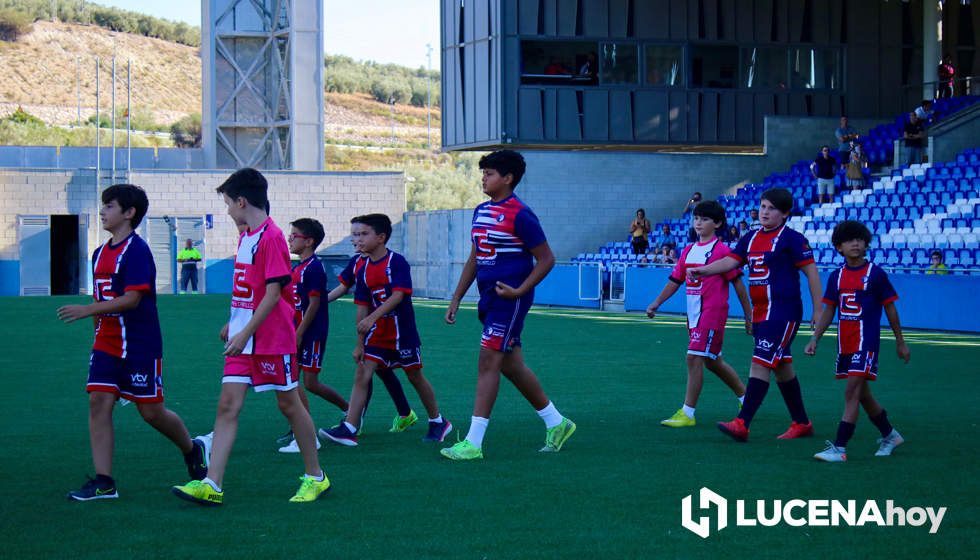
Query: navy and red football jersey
[
  {"left": 731, "top": 225, "right": 815, "bottom": 323},
  {"left": 347, "top": 250, "right": 421, "bottom": 350},
  {"left": 823, "top": 261, "right": 898, "bottom": 354},
  {"left": 292, "top": 255, "right": 329, "bottom": 342},
  {"left": 90, "top": 232, "right": 162, "bottom": 359},
  {"left": 471, "top": 194, "right": 547, "bottom": 295}
]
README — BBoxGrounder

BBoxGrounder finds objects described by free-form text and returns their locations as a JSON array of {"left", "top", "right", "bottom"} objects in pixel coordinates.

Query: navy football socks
[
  {"left": 834, "top": 421, "right": 856, "bottom": 448},
  {"left": 376, "top": 368, "right": 412, "bottom": 417},
  {"left": 777, "top": 377, "right": 810, "bottom": 424},
  {"left": 869, "top": 409, "right": 893, "bottom": 438},
  {"left": 737, "top": 377, "right": 770, "bottom": 427}
]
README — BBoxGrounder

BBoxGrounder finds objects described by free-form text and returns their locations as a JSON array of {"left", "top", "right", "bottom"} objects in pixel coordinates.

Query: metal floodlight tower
[{"left": 202, "top": 0, "right": 324, "bottom": 170}]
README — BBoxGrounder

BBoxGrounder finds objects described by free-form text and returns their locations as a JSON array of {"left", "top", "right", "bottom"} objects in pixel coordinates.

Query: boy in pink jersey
[
  {"left": 172, "top": 168, "right": 330, "bottom": 506},
  {"left": 646, "top": 201, "right": 752, "bottom": 427}
]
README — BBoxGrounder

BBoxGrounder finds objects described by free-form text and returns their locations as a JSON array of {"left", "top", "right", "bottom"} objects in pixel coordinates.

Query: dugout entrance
[
  {"left": 17, "top": 214, "right": 89, "bottom": 296},
  {"left": 140, "top": 216, "right": 207, "bottom": 295}
]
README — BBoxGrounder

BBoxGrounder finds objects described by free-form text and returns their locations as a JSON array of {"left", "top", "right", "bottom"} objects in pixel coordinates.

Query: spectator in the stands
[
  {"left": 681, "top": 192, "right": 703, "bottom": 215},
  {"left": 748, "top": 209, "right": 761, "bottom": 230},
  {"left": 903, "top": 112, "right": 926, "bottom": 166},
  {"left": 937, "top": 54, "right": 955, "bottom": 99},
  {"left": 926, "top": 250, "right": 949, "bottom": 275},
  {"left": 737, "top": 220, "right": 750, "bottom": 238},
  {"left": 810, "top": 145, "right": 837, "bottom": 204},
  {"left": 653, "top": 224, "right": 676, "bottom": 251},
  {"left": 629, "top": 209, "right": 652, "bottom": 255},
  {"left": 835, "top": 116, "right": 860, "bottom": 169},
  {"left": 913, "top": 99, "right": 934, "bottom": 124},
  {"left": 726, "top": 225, "right": 740, "bottom": 246},
  {"left": 845, "top": 141, "right": 867, "bottom": 191}
]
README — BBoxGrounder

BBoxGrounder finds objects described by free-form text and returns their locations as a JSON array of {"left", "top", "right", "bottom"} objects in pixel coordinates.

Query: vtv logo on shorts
[
  {"left": 130, "top": 372, "right": 148, "bottom": 387},
  {"left": 681, "top": 488, "right": 947, "bottom": 539},
  {"left": 681, "top": 487, "right": 728, "bottom": 538},
  {"left": 259, "top": 361, "right": 277, "bottom": 376}
]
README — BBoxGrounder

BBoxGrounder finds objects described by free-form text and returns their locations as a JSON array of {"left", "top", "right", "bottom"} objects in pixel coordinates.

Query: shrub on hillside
[
  {"left": 3, "top": 106, "right": 44, "bottom": 125},
  {"left": 0, "top": 8, "right": 32, "bottom": 41},
  {"left": 169, "top": 113, "right": 201, "bottom": 148}
]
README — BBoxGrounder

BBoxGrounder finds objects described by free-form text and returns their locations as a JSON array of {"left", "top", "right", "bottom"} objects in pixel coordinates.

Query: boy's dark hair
[
  {"left": 102, "top": 184, "right": 149, "bottom": 228},
  {"left": 479, "top": 150, "right": 526, "bottom": 188},
  {"left": 636, "top": 208, "right": 645, "bottom": 217},
  {"left": 693, "top": 200, "right": 726, "bottom": 229},
  {"left": 760, "top": 187, "right": 794, "bottom": 214},
  {"left": 831, "top": 220, "right": 872, "bottom": 247},
  {"left": 351, "top": 213, "right": 392, "bottom": 243},
  {"left": 215, "top": 168, "right": 269, "bottom": 212},
  {"left": 290, "top": 218, "right": 325, "bottom": 249},
  {"left": 930, "top": 250, "right": 943, "bottom": 260}
]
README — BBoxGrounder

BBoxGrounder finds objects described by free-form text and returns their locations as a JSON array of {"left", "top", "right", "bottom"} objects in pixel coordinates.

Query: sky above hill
[{"left": 94, "top": 0, "right": 442, "bottom": 71}]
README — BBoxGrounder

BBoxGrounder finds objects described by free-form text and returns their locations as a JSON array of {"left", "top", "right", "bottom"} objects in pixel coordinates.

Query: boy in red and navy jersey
[
  {"left": 443, "top": 150, "right": 575, "bottom": 461},
  {"left": 171, "top": 169, "right": 330, "bottom": 506},
  {"left": 270, "top": 218, "right": 350, "bottom": 453},
  {"left": 57, "top": 184, "right": 207, "bottom": 501},
  {"left": 690, "top": 188, "right": 823, "bottom": 442},
  {"left": 321, "top": 214, "right": 451, "bottom": 446},
  {"left": 806, "top": 221, "right": 910, "bottom": 462}
]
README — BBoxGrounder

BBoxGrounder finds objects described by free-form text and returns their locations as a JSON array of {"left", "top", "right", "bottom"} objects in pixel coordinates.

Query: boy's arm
[
  {"left": 295, "top": 294, "right": 320, "bottom": 347},
  {"left": 732, "top": 276, "right": 753, "bottom": 334},
  {"left": 326, "top": 283, "right": 349, "bottom": 302},
  {"left": 883, "top": 302, "right": 911, "bottom": 363},
  {"left": 645, "top": 281, "right": 680, "bottom": 318},
  {"left": 801, "top": 263, "right": 823, "bottom": 327},
  {"left": 495, "top": 241, "right": 556, "bottom": 299},
  {"left": 57, "top": 290, "right": 143, "bottom": 323},
  {"left": 447, "top": 246, "right": 477, "bottom": 324},
  {"left": 224, "top": 280, "right": 287, "bottom": 356},
  {"left": 356, "top": 291, "right": 405, "bottom": 335},
  {"left": 688, "top": 255, "right": 740, "bottom": 278}
]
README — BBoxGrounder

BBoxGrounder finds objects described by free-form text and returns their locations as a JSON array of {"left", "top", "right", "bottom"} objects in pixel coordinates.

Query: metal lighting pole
[
  {"left": 426, "top": 43, "right": 432, "bottom": 149},
  {"left": 95, "top": 58, "right": 100, "bottom": 187},
  {"left": 127, "top": 59, "right": 131, "bottom": 174},
  {"left": 76, "top": 57, "right": 81, "bottom": 127},
  {"left": 111, "top": 56, "right": 116, "bottom": 183}
]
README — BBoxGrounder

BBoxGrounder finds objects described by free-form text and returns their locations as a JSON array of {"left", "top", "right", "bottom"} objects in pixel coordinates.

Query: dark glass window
[
  {"left": 520, "top": 40, "right": 597, "bottom": 85},
  {"left": 599, "top": 42, "right": 638, "bottom": 84},
  {"left": 691, "top": 45, "right": 738, "bottom": 89},
  {"left": 741, "top": 47, "right": 787, "bottom": 89},
  {"left": 645, "top": 45, "right": 683, "bottom": 86},
  {"left": 790, "top": 48, "right": 841, "bottom": 89}
]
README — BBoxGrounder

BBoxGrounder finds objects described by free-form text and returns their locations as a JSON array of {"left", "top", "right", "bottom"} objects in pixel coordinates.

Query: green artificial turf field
[{"left": 0, "top": 295, "right": 977, "bottom": 559}]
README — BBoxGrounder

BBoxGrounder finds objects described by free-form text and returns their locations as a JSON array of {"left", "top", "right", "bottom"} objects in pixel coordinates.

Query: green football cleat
[
  {"left": 661, "top": 408, "right": 696, "bottom": 428},
  {"left": 171, "top": 480, "right": 223, "bottom": 506},
  {"left": 389, "top": 410, "right": 418, "bottom": 433},
  {"left": 289, "top": 474, "right": 331, "bottom": 503},
  {"left": 440, "top": 439, "right": 484, "bottom": 461},
  {"left": 540, "top": 418, "right": 576, "bottom": 452}
]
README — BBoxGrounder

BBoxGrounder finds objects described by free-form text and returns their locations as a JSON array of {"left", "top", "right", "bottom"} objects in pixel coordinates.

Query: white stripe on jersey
[
  {"left": 683, "top": 239, "right": 719, "bottom": 329},
  {"left": 228, "top": 224, "right": 267, "bottom": 355}
]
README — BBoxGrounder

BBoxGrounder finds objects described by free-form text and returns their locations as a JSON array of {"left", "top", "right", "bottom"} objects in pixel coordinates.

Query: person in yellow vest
[{"left": 177, "top": 238, "right": 203, "bottom": 294}]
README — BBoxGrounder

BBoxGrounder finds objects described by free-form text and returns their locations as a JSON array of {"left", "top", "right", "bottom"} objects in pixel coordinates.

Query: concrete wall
[
  {"left": 0, "top": 169, "right": 405, "bottom": 295},
  {"left": 930, "top": 106, "right": 980, "bottom": 164}
]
